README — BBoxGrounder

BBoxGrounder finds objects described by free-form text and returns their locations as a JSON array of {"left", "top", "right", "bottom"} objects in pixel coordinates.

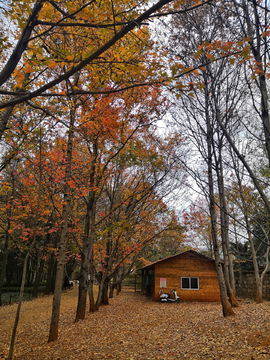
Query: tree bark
[
  {"left": 102, "top": 278, "right": 109, "bottom": 305},
  {"left": 95, "top": 275, "right": 107, "bottom": 311},
  {"left": 45, "top": 251, "right": 56, "bottom": 295},
  {"left": 116, "top": 277, "right": 122, "bottom": 295},
  {"left": 0, "top": 221, "right": 10, "bottom": 306},
  {"left": 109, "top": 282, "right": 114, "bottom": 298},
  {"left": 75, "top": 197, "right": 96, "bottom": 321},
  {"left": 205, "top": 79, "right": 234, "bottom": 317},
  {"left": 248, "top": 222, "right": 263, "bottom": 303},
  {"left": 208, "top": 169, "right": 234, "bottom": 316},
  {"left": 216, "top": 150, "right": 238, "bottom": 307},
  {"left": 233, "top": 217, "right": 243, "bottom": 297},
  {"left": 88, "top": 260, "right": 95, "bottom": 312},
  {"left": 109, "top": 274, "right": 118, "bottom": 298},
  {"left": 8, "top": 125, "right": 44, "bottom": 357},
  {"left": 32, "top": 249, "right": 44, "bottom": 298},
  {"left": 48, "top": 97, "right": 76, "bottom": 342},
  {"left": 75, "top": 250, "right": 89, "bottom": 321},
  {"left": 0, "top": 106, "right": 14, "bottom": 141},
  {"left": 8, "top": 242, "right": 35, "bottom": 360}
]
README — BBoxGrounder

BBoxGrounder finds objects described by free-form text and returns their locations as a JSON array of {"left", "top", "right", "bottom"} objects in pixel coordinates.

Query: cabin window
[{"left": 181, "top": 277, "right": 199, "bottom": 290}]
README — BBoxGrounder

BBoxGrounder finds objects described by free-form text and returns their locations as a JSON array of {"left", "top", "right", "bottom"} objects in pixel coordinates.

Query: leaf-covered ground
[{"left": 1, "top": 287, "right": 270, "bottom": 359}]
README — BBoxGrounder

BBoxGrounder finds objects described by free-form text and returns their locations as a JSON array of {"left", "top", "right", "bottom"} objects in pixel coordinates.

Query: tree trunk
[
  {"left": 234, "top": 219, "right": 243, "bottom": 297},
  {"left": 75, "top": 134, "right": 97, "bottom": 322},
  {"left": 116, "top": 280, "right": 122, "bottom": 295},
  {"left": 45, "top": 251, "right": 56, "bottom": 295},
  {"left": 88, "top": 261, "right": 95, "bottom": 312},
  {"left": 32, "top": 252, "right": 44, "bottom": 298},
  {"left": 75, "top": 252, "right": 89, "bottom": 321},
  {"left": 109, "top": 273, "right": 119, "bottom": 299},
  {"left": 48, "top": 206, "right": 70, "bottom": 342},
  {"left": 249, "top": 232, "right": 263, "bottom": 304},
  {"left": 219, "top": 194, "right": 238, "bottom": 307},
  {"left": 206, "top": 80, "right": 234, "bottom": 317},
  {"left": 109, "top": 282, "right": 114, "bottom": 298},
  {"left": 102, "top": 278, "right": 109, "bottom": 305},
  {"left": 8, "top": 126, "right": 45, "bottom": 357},
  {"left": 0, "top": 226, "right": 10, "bottom": 306},
  {"left": 48, "top": 97, "right": 77, "bottom": 342},
  {"left": 75, "top": 198, "right": 96, "bottom": 321},
  {"left": 257, "top": 234, "right": 270, "bottom": 303},
  {"left": 212, "top": 85, "right": 238, "bottom": 308},
  {"left": 8, "top": 240, "right": 36, "bottom": 360},
  {"left": 95, "top": 275, "right": 106, "bottom": 311},
  {"left": 26, "top": 259, "right": 32, "bottom": 287},
  {"left": 88, "top": 283, "right": 95, "bottom": 313},
  {"left": 256, "top": 280, "right": 263, "bottom": 304},
  {"left": 209, "top": 178, "right": 234, "bottom": 316},
  {"left": 233, "top": 161, "right": 267, "bottom": 304},
  {"left": 210, "top": 191, "right": 234, "bottom": 316}
]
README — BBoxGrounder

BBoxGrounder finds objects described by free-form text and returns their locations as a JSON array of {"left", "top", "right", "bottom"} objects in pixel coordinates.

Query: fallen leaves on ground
[{"left": 0, "top": 288, "right": 270, "bottom": 359}]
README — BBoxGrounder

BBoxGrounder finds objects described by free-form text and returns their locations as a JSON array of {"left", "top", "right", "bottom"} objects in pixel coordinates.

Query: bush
[
  {"left": 2, "top": 285, "right": 46, "bottom": 293},
  {"left": 1, "top": 291, "right": 33, "bottom": 305},
  {"left": 1, "top": 286, "right": 47, "bottom": 305}
]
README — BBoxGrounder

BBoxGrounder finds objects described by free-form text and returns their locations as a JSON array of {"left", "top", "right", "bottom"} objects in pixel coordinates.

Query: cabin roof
[{"left": 137, "top": 250, "right": 214, "bottom": 271}]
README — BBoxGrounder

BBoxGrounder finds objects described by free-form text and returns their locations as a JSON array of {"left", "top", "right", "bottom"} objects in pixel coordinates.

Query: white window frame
[{"left": 181, "top": 277, "right": 199, "bottom": 290}]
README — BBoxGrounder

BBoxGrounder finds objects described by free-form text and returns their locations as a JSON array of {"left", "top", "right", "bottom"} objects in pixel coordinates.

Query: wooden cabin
[{"left": 139, "top": 250, "right": 221, "bottom": 302}]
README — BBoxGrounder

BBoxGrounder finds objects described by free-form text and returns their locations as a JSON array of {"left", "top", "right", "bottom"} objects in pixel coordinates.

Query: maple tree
[
  {"left": 0, "top": 0, "right": 211, "bottom": 132},
  {"left": 0, "top": 164, "right": 15, "bottom": 306},
  {"left": 0, "top": 51, "right": 184, "bottom": 340},
  {"left": 2, "top": 0, "right": 171, "bottom": 340},
  {"left": 0, "top": 116, "right": 64, "bottom": 297},
  {"left": 1, "top": 20, "right": 189, "bottom": 345},
  {"left": 48, "top": 75, "right": 80, "bottom": 342},
  {"left": 71, "top": 86, "right": 162, "bottom": 320},
  {"left": 1, "top": 70, "right": 81, "bottom": 347},
  {"left": 5, "top": 130, "right": 47, "bottom": 360},
  {"left": 92, "top": 168, "right": 179, "bottom": 311},
  {"left": 2, "top": 2, "right": 270, "bottom": 356},
  {"left": 70, "top": 84, "right": 186, "bottom": 319}
]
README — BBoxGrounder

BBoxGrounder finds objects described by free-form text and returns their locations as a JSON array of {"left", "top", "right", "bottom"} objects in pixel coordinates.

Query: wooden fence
[{"left": 122, "top": 274, "right": 142, "bottom": 292}]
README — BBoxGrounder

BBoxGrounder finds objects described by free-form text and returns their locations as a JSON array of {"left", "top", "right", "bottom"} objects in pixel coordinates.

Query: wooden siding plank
[{"left": 153, "top": 254, "right": 220, "bottom": 302}]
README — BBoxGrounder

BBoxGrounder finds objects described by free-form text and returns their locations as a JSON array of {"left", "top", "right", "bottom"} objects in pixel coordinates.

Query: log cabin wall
[{"left": 154, "top": 252, "right": 221, "bottom": 302}]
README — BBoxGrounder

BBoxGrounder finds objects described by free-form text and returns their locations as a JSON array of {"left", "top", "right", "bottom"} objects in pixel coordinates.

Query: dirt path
[{"left": 1, "top": 288, "right": 270, "bottom": 359}]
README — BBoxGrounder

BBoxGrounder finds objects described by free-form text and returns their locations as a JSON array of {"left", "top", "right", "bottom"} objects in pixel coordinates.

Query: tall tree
[
  {"left": 0, "top": 0, "right": 210, "bottom": 133},
  {"left": 160, "top": 1, "right": 244, "bottom": 314},
  {"left": 232, "top": 0, "right": 270, "bottom": 167},
  {"left": 48, "top": 74, "right": 79, "bottom": 342}
]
